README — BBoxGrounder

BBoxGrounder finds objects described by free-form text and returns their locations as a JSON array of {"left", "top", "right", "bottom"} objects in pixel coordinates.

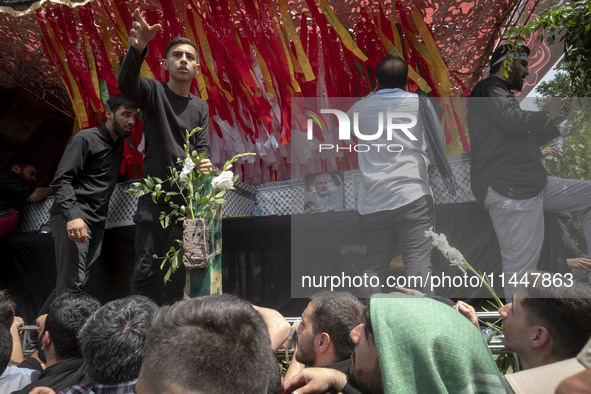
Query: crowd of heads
[{"left": 1, "top": 281, "right": 591, "bottom": 394}]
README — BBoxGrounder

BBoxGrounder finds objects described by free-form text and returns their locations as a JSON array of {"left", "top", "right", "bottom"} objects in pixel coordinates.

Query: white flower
[
  {"left": 179, "top": 157, "right": 195, "bottom": 182},
  {"left": 425, "top": 227, "right": 467, "bottom": 273},
  {"left": 212, "top": 170, "right": 234, "bottom": 190}
]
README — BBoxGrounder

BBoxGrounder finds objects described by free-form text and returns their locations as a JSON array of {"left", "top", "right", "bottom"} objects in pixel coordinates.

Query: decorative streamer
[{"left": 32, "top": 0, "right": 468, "bottom": 183}]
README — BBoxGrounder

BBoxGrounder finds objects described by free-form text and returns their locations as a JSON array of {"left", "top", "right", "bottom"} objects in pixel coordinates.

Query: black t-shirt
[{"left": 0, "top": 170, "right": 35, "bottom": 211}]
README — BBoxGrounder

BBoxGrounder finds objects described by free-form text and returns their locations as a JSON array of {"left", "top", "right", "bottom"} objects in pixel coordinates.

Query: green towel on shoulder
[{"left": 370, "top": 294, "right": 505, "bottom": 394}]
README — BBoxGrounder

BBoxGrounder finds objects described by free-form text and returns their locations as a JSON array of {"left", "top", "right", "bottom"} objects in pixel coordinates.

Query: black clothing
[
  {"left": 51, "top": 213, "right": 105, "bottom": 295},
  {"left": 118, "top": 47, "right": 210, "bottom": 186},
  {"left": 49, "top": 125, "right": 123, "bottom": 226},
  {"left": 131, "top": 201, "right": 186, "bottom": 305},
  {"left": 118, "top": 47, "right": 210, "bottom": 305},
  {"left": 17, "top": 357, "right": 43, "bottom": 372},
  {"left": 468, "top": 76, "right": 559, "bottom": 203},
  {"left": 0, "top": 170, "right": 34, "bottom": 211},
  {"left": 326, "top": 359, "right": 351, "bottom": 374},
  {"left": 12, "top": 357, "right": 88, "bottom": 394}
]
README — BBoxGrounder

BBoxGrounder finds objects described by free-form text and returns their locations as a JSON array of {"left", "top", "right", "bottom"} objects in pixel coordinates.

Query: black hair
[
  {"left": 44, "top": 293, "right": 101, "bottom": 360},
  {"left": 0, "top": 290, "right": 16, "bottom": 330},
  {"left": 521, "top": 279, "right": 591, "bottom": 360},
  {"left": 106, "top": 94, "right": 138, "bottom": 113},
  {"left": 310, "top": 291, "right": 364, "bottom": 360},
  {"left": 0, "top": 326, "right": 12, "bottom": 375},
  {"left": 5, "top": 158, "right": 37, "bottom": 171},
  {"left": 376, "top": 55, "right": 409, "bottom": 90},
  {"left": 79, "top": 295, "right": 157, "bottom": 384},
  {"left": 141, "top": 294, "right": 277, "bottom": 393},
  {"left": 165, "top": 37, "right": 198, "bottom": 58},
  {"left": 490, "top": 43, "right": 531, "bottom": 75}
]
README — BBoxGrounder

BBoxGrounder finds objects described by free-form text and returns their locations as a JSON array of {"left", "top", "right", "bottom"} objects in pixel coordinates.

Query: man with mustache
[
  {"left": 468, "top": 43, "right": 591, "bottom": 300},
  {"left": 47, "top": 95, "right": 138, "bottom": 302}
]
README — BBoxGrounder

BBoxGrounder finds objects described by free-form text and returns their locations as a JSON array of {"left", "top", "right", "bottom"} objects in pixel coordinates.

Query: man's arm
[
  {"left": 118, "top": 9, "right": 161, "bottom": 107},
  {"left": 51, "top": 135, "right": 89, "bottom": 243},
  {"left": 252, "top": 305, "right": 290, "bottom": 352},
  {"left": 282, "top": 368, "right": 349, "bottom": 394},
  {"left": 10, "top": 315, "right": 24, "bottom": 363},
  {"left": 26, "top": 187, "right": 53, "bottom": 202},
  {"left": 487, "top": 85, "right": 559, "bottom": 143}
]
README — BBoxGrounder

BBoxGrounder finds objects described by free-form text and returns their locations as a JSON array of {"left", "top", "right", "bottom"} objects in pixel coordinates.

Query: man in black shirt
[
  {"left": 468, "top": 43, "right": 591, "bottom": 300},
  {"left": 119, "top": 9, "right": 211, "bottom": 305},
  {"left": 0, "top": 158, "right": 53, "bottom": 237},
  {"left": 49, "top": 95, "right": 138, "bottom": 299}
]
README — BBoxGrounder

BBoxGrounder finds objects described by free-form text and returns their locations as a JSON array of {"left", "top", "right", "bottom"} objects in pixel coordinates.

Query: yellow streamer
[
  {"left": 317, "top": 0, "right": 368, "bottom": 61},
  {"left": 44, "top": 21, "right": 88, "bottom": 127},
  {"left": 189, "top": 11, "right": 233, "bottom": 102},
  {"left": 278, "top": 0, "right": 315, "bottom": 81},
  {"left": 182, "top": 7, "right": 208, "bottom": 100}
]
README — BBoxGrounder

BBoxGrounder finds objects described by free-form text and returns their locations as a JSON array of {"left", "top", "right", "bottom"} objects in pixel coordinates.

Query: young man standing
[
  {"left": 119, "top": 9, "right": 211, "bottom": 305},
  {"left": 49, "top": 95, "right": 138, "bottom": 300}
]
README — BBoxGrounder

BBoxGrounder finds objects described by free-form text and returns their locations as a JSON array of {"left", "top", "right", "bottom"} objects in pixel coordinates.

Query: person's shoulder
[
  {"left": 189, "top": 93, "right": 208, "bottom": 106},
  {"left": 470, "top": 77, "right": 510, "bottom": 97}
]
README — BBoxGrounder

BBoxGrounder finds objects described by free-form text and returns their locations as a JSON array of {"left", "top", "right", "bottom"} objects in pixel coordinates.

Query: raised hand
[{"left": 129, "top": 8, "right": 162, "bottom": 53}]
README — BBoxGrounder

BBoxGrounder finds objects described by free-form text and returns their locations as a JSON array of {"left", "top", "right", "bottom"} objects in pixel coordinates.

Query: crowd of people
[
  {"left": 2, "top": 285, "right": 591, "bottom": 393},
  {"left": 1, "top": 5, "right": 591, "bottom": 393}
]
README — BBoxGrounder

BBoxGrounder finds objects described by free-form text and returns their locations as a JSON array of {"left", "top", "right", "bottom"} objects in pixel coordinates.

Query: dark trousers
[
  {"left": 40, "top": 214, "right": 104, "bottom": 314},
  {"left": 131, "top": 203, "right": 186, "bottom": 306},
  {"left": 361, "top": 195, "right": 434, "bottom": 294}
]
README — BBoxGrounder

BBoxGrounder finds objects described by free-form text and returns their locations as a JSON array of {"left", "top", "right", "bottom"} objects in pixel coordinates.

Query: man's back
[{"left": 352, "top": 89, "right": 431, "bottom": 215}]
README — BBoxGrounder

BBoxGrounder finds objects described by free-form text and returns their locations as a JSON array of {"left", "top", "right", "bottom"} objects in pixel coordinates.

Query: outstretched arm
[
  {"left": 252, "top": 305, "right": 291, "bottom": 352},
  {"left": 128, "top": 8, "right": 162, "bottom": 55}
]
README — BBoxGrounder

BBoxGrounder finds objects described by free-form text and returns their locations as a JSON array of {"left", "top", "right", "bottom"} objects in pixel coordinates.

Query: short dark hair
[
  {"left": 521, "top": 280, "right": 591, "bottom": 360},
  {"left": 78, "top": 295, "right": 157, "bottom": 384},
  {"left": 165, "top": 37, "right": 198, "bottom": 58},
  {"left": 310, "top": 292, "right": 364, "bottom": 360},
  {"left": 490, "top": 43, "right": 531, "bottom": 74},
  {"left": 140, "top": 294, "right": 277, "bottom": 394},
  {"left": 0, "top": 290, "right": 16, "bottom": 330},
  {"left": 44, "top": 293, "right": 101, "bottom": 361},
  {"left": 0, "top": 326, "right": 12, "bottom": 375},
  {"left": 5, "top": 158, "right": 37, "bottom": 171},
  {"left": 376, "top": 55, "right": 408, "bottom": 90},
  {"left": 106, "top": 94, "right": 138, "bottom": 114}
]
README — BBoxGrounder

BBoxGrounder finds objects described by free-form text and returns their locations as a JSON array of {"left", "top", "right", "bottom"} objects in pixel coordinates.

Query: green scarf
[{"left": 370, "top": 295, "right": 505, "bottom": 394}]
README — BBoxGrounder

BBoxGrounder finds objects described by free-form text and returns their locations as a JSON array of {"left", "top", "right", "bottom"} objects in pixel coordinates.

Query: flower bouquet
[{"left": 128, "top": 126, "right": 255, "bottom": 282}]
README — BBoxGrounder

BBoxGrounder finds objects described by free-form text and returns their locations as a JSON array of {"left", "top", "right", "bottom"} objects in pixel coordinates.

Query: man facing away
[
  {"left": 134, "top": 294, "right": 279, "bottom": 394},
  {"left": 47, "top": 95, "right": 138, "bottom": 305},
  {"left": 468, "top": 43, "right": 591, "bottom": 300},
  {"left": 0, "top": 158, "right": 53, "bottom": 237},
  {"left": 119, "top": 9, "right": 212, "bottom": 305},
  {"left": 58, "top": 295, "right": 158, "bottom": 394},
  {"left": 350, "top": 55, "right": 445, "bottom": 295}
]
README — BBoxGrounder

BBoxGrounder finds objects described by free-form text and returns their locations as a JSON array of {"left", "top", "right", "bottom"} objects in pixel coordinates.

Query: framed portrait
[{"left": 303, "top": 171, "right": 344, "bottom": 212}]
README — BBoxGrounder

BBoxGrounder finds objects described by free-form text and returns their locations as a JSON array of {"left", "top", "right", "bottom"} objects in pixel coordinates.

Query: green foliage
[
  {"left": 505, "top": 0, "right": 591, "bottom": 96},
  {"left": 126, "top": 126, "right": 256, "bottom": 282}
]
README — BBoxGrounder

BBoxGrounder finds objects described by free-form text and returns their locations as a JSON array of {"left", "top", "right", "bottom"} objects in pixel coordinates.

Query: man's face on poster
[{"left": 314, "top": 174, "right": 331, "bottom": 198}]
